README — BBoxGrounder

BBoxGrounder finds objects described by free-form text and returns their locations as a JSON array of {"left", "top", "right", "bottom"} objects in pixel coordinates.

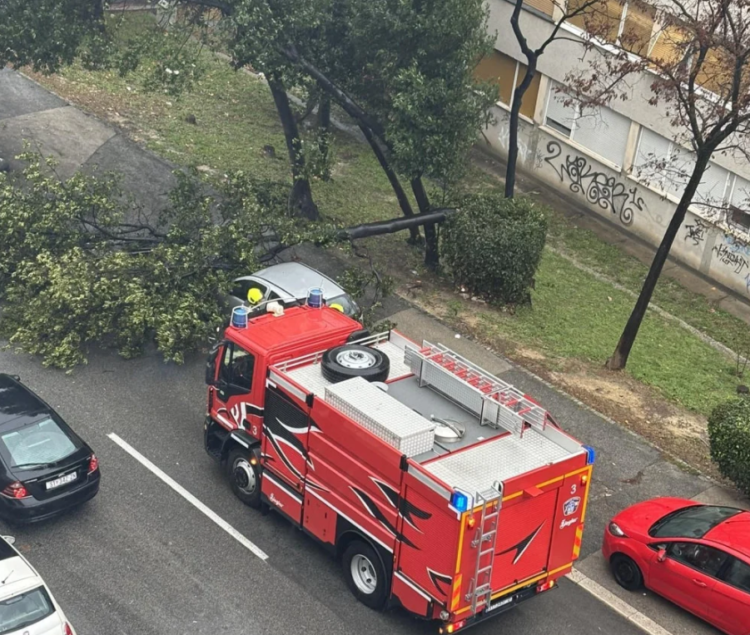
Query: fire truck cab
[{"left": 204, "top": 302, "right": 594, "bottom": 632}]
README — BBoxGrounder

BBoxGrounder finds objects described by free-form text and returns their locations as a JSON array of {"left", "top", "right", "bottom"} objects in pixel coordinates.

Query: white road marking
[
  {"left": 567, "top": 568, "right": 673, "bottom": 635},
  {"left": 108, "top": 433, "right": 269, "bottom": 562}
]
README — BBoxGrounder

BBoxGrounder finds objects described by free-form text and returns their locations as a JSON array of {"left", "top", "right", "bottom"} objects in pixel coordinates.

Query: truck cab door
[{"left": 208, "top": 340, "right": 264, "bottom": 437}]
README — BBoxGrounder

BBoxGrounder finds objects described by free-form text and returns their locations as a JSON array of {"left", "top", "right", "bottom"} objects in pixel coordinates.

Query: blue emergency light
[
  {"left": 450, "top": 491, "right": 470, "bottom": 513},
  {"left": 584, "top": 445, "right": 596, "bottom": 465}
]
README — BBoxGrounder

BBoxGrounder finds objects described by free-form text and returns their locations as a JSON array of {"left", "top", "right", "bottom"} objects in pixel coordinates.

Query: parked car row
[{"left": 0, "top": 373, "right": 101, "bottom": 634}]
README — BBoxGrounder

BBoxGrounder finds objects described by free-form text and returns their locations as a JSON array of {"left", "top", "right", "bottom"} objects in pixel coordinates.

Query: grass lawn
[
  {"left": 25, "top": 11, "right": 750, "bottom": 429},
  {"left": 472, "top": 251, "right": 739, "bottom": 415}
]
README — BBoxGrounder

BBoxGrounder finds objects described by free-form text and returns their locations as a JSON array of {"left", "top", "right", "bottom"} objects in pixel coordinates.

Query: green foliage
[
  {"left": 0, "top": 0, "right": 104, "bottom": 73},
  {"left": 337, "top": 265, "right": 394, "bottom": 329},
  {"left": 441, "top": 193, "right": 548, "bottom": 305},
  {"left": 708, "top": 398, "right": 750, "bottom": 496},
  {"left": 0, "top": 155, "right": 332, "bottom": 369}
]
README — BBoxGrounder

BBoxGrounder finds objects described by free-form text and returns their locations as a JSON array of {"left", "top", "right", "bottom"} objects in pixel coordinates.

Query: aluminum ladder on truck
[
  {"left": 468, "top": 485, "right": 503, "bottom": 614},
  {"left": 405, "top": 341, "right": 548, "bottom": 437}
]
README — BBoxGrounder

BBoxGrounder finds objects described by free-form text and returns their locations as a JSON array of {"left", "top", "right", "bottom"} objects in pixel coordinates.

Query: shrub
[
  {"left": 707, "top": 397, "right": 750, "bottom": 497},
  {"left": 441, "top": 193, "right": 547, "bottom": 305}
]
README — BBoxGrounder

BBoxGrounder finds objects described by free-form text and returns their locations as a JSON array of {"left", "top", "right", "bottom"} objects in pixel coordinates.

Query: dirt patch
[{"left": 514, "top": 346, "right": 548, "bottom": 361}]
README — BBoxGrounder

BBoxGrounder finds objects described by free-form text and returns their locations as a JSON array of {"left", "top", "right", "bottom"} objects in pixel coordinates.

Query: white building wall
[{"left": 483, "top": 0, "right": 750, "bottom": 300}]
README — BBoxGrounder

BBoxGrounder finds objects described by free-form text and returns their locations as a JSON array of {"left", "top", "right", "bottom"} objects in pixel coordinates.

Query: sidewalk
[{"left": 472, "top": 147, "right": 750, "bottom": 328}]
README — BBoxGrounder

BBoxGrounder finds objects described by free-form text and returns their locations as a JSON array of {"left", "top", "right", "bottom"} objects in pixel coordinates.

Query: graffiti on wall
[
  {"left": 543, "top": 141, "right": 642, "bottom": 227},
  {"left": 684, "top": 218, "right": 709, "bottom": 246},
  {"left": 712, "top": 233, "right": 750, "bottom": 275}
]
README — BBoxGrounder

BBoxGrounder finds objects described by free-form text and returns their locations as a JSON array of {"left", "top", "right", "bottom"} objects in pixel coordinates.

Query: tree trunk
[
  {"left": 268, "top": 76, "right": 320, "bottom": 221},
  {"left": 359, "top": 124, "right": 421, "bottom": 244},
  {"left": 505, "top": 60, "right": 536, "bottom": 199},
  {"left": 316, "top": 93, "right": 332, "bottom": 182},
  {"left": 607, "top": 152, "right": 712, "bottom": 370},
  {"left": 411, "top": 178, "right": 439, "bottom": 269},
  {"left": 317, "top": 93, "right": 331, "bottom": 131}
]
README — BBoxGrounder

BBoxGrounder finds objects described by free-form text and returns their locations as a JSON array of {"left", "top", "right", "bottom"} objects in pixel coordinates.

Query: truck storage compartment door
[
  {"left": 489, "top": 488, "right": 558, "bottom": 592},
  {"left": 260, "top": 385, "right": 312, "bottom": 524}
]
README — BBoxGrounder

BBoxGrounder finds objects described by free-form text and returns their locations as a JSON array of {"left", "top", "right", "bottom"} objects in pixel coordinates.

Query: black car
[{"left": 0, "top": 374, "right": 100, "bottom": 523}]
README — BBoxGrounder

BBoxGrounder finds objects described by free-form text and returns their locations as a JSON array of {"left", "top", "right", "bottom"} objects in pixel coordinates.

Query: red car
[{"left": 603, "top": 498, "right": 750, "bottom": 635}]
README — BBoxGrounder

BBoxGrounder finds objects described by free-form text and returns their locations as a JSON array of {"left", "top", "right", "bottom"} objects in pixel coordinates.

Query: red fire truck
[{"left": 204, "top": 301, "right": 595, "bottom": 632}]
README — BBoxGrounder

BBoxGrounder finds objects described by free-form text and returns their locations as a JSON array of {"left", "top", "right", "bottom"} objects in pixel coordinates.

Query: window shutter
[
  {"left": 633, "top": 127, "right": 670, "bottom": 189},
  {"left": 568, "top": 0, "right": 624, "bottom": 43},
  {"left": 621, "top": 1, "right": 656, "bottom": 56},
  {"left": 475, "top": 51, "right": 518, "bottom": 105},
  {"left": 516, "top": 66, "right": 542, "bottom": 120},
  {"left": 545, "top": 82, "right": 576, "bottom": 136},
  {"left": 572, "top": 104, "right": 631, "bottom": 167},
  {"left": 524, "top": 0, "right": 555, "bottom": 17},
  {"left": 650, "top": 25, "right": 691, "bottom": 67},
  {"left": 695, "top": 163, "right": 730, "bottom": 208}
]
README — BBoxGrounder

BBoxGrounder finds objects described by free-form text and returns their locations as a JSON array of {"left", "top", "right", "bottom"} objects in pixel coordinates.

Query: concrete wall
[{"left": 483, "top": 0, "right": 750, "bottom": 300}]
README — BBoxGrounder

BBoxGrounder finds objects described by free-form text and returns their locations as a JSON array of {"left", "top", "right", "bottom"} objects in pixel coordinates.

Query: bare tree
[
  {"left": 506, "top": 0, "right": 606, "bottom": 198},
  {"left": 564, "top": 0, "right": 750, "bottom": 369}
]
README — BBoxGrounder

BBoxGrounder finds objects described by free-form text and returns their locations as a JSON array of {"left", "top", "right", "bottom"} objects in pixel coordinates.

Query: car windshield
[
  {"left": 649, "top": 505, "right": 741, "bottom": 538},
  {"left": 0, "top": 417, "right": 79, "bottom": 468},
  {"left": 0, "top": 586, "right": 55, "bottom": 634},
  {"left": 328, "top": 293, "right": 356, "bottom": 315}
]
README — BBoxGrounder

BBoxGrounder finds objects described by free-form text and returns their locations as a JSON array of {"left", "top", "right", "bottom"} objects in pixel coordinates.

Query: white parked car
[{"left": 0, "top": 536, "right": 75, "bottom": 635}]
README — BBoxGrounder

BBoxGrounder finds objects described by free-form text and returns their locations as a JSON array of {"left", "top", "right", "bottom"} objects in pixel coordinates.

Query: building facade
[{"left": 479, "top": 0, "right": 750, "bottom": 300}]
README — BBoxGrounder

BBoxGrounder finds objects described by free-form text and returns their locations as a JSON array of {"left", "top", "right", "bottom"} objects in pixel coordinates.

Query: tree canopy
[
  {"left": 0, "top": 0, "right": 104, "bottom": 72},
  {"left": 0, "top": 155, "right": 333, "bottom": 368}
]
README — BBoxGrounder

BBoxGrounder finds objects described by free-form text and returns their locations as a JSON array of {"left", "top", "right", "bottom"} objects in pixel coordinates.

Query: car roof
[
  {"left": 239, "top": 263, "right": 345, "bottom": 300},
  {"left": 0, "top": 374, "right": 50, "bottom": 428},
  {"left": 705, "top": 510, "right": 750, "bottom": 559}
]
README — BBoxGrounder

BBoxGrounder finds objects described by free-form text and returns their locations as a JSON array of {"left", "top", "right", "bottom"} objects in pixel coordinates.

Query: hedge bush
[
  {"left": 441, "top": 193, "right": 547, "bottom": 305},
  {"left": 707, "top": 397, "right": 750, "bottom": 496}
]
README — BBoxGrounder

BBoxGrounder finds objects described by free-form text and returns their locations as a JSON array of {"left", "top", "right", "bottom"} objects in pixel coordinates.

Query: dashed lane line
[
  {"left": 108, "top": 432, "right": 269, "bottom": 562},
  {"left": 568, "top": 568, "right": 673, "bottom": 635}
]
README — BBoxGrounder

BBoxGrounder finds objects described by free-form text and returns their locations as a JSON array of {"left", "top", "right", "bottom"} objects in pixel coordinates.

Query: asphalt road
[{"left": 0, "top": 345, "right": 647, "bottom": 635}]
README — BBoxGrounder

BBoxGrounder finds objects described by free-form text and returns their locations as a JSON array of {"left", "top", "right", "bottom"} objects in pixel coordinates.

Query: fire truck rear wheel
[
  {"left": 227, "top": 448, "right": 261, "bottom": 509},
  {"left": 342, "top": 541, "right": 388, "bottom": 610},
  {"left": 611, "top": 554, "right": 643, "bottom": 591},
  {"left": 321, "top": 345, "right": 390, "bottom": 384}
]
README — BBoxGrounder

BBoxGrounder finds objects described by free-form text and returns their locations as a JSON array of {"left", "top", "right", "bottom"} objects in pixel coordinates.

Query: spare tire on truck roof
[{"left": 321, "top": 344, "right": 390, "bottom": 384}]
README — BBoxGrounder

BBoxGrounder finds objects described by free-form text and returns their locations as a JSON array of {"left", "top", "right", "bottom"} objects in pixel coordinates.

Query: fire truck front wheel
[
  {"left": 342, "top": 541, "right": 388, "bottom": 610},
  {"left": 227, "top": 448, "right": 262, "bottom": 508}
]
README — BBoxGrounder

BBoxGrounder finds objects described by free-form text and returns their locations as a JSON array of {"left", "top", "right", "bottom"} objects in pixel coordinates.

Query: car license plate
[
  {"left": 487, "top": 596, "right": 514, "bottom": 613},
  {"left": 46, "top": 472, "right": 77, "bottom": 490}
]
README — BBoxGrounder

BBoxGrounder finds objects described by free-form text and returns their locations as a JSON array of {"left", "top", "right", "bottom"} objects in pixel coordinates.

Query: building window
[
  {"left": 475, "top": 50, "right": 542, "bottom": 120},
  {"left": 543, "top": 81, "right": 631, "bottom": 168},
  {"left": 568, "top": 0, "right": 625, "bottom": 44},
  {"left": 634, "top": 128, "right": 732, "bottom": 209},
  {"left": 524, "top": 0, "right": 555, "bottom": 17},
  {"left": 729, "top": 177, "right": 750, "bottom": 232},
  {"left": 567, "top": 0, "right": 656, "bottom": 56}
]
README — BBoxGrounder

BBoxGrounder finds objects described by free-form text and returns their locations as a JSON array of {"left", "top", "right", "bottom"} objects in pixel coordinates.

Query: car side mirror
[
  {"left": 1, "top": 536, "right": 15, "bottom": 545},
  {"left": 657, "top": 548, "right": 667, "bottom": 563}
]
